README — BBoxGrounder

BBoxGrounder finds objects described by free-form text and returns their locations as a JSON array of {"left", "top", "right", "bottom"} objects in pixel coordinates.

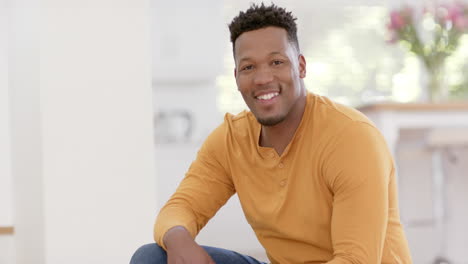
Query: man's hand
[{"left": 164, "top": 226, "right": 216, "bottom": 264}]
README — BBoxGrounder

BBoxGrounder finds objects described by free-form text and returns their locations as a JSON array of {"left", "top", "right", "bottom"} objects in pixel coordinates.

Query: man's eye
[
  {"left": 272, "top": 60, "right": 283, "bottom": 66},
  {"left": 242, "top": 65, "right": 253, "bottom": 71}
]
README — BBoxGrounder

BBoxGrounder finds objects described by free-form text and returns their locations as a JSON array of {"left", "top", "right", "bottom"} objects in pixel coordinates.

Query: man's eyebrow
[
  {"left": 238, "top": 52, "right": 285, "bottom": 64},
  {"left": 270, "top": 51, "right": 282, "bottom": 56},
  {"left": 238, "top": 57, "right": 252, "bottom": 64}
]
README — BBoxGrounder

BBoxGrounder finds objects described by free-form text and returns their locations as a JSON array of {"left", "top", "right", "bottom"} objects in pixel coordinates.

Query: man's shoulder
[
  {"left": 205, "top": 110, "right": 255, "bottom": 143},
  {"left": 224, "top": 110, "right": 252, "bottom": 122},
  {"left": 310, "top": 93, "right": 376, "bottom": 128},
  {"left": 222, "top": 110, "right": 256, "bottom": 131}
]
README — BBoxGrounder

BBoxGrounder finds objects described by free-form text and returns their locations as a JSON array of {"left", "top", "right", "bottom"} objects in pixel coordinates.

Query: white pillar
[
  {"left": 9, "top": 1, "right": 156, "bottom": 263},
  {"left": 0, "top": 0, "right": 13, "bottom": 229},
  {"left": 8, "top": 1, "right": 45, "bottom": 263}
]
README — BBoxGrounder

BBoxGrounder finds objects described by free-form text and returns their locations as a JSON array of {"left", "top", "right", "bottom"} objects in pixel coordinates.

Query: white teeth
[{"left": 257, "top": 92, "right": 279, "bottom": 100}]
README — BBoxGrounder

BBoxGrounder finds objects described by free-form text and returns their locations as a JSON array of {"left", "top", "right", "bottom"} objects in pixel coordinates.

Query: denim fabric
[{"left": 130, "top": 243, "right": 267, "bottom": 264}]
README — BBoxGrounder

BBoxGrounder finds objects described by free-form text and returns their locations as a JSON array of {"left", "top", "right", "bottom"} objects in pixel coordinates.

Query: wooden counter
[
  {"left": 358, "top": 102, "right": 468, "bottom": 112},
  {"left": 357, "top": 102, "right": 468, "bottom": 156}
]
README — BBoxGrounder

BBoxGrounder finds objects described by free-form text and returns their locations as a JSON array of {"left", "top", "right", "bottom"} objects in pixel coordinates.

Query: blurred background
[{"left": 1, "top": 0, "right": 468, "bottom": 263}]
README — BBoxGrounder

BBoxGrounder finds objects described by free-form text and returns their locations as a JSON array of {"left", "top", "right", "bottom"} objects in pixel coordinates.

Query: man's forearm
[{"left": 163, "top": 226, "right": 194, "bottom": 250}]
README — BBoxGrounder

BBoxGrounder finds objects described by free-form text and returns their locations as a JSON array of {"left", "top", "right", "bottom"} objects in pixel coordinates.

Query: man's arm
[
  {"left": 154, "top": 122, "right": 235, "bottom": 250},
  {"left": 323, "top": 122, "right": 392, "bottom": 263}
]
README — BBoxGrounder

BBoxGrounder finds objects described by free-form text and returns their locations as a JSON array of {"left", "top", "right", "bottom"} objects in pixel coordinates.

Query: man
[{"left": 131, "top": 3, "right": 412, "bottom": 264}]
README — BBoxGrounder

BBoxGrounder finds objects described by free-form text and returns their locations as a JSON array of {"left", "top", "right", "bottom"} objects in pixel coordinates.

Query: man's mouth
[{"left": 255, "top": 92, "right": 280, "bottom": 101}]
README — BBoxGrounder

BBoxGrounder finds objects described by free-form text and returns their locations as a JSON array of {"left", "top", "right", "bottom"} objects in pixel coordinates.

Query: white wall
[
  {"left": 8, "top": 1, "right": 156, "bottom": 263},
  {"left": 151, "top": 0, "right": 225, "bottom": 142}
]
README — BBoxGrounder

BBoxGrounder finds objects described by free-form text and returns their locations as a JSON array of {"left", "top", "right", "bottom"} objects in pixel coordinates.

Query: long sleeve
[
  {"left": 153, "top": 123, "right": 235, "bottom": 249},
  {"left": 322, "top": 122, "right": 392, "bottom": 263}
]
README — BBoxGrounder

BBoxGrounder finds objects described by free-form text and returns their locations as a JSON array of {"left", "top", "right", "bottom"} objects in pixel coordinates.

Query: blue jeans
[{"left": 130, "top": 243, "right": 267, "bottom": 264}]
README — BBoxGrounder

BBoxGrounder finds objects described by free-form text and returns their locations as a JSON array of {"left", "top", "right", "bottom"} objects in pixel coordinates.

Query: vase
[{"left": 423, "top": 63, "right": 449, "bottom": 103}]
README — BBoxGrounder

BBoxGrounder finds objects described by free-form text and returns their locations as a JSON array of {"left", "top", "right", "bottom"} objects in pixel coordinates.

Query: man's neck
[{"left": 259, "top": 94, "right": 307, "bottom": 156}]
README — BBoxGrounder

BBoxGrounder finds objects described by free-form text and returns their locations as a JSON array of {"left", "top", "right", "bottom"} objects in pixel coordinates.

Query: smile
[{"left": 256, "top": 92, "right": 279, "bottom": 100}]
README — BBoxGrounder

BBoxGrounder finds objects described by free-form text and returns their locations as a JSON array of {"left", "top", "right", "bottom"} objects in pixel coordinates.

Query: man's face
[{"left": 234, "top": 26, "right": 306, "bottom": 126}]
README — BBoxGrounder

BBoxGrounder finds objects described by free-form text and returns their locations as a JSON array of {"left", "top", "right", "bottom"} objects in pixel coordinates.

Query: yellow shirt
[{"left": 154, "top": 93, "right": 412, "bottom": 263}]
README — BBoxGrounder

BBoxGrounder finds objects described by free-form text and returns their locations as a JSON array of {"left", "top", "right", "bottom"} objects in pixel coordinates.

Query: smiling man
[{"left": 130, "top": 3, "right": 412, "bottom": 264}]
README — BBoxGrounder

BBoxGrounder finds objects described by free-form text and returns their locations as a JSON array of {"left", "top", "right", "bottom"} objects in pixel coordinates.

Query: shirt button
[
  {"left": 280, "top": 180, "right": 286, "bottom": 187},
  {"left": 269, "top": 152, "right": 275, "bottom": 158},
  {"left": 278, "top": 162, "right": 284, "bottom": 168}
]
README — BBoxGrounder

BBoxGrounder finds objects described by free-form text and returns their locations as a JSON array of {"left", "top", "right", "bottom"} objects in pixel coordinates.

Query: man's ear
[{"left": 298, "top": 54, "right": 306, "bottom": 78}]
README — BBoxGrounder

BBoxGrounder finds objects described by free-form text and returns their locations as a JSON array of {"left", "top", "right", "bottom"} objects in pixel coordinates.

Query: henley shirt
[{"left": 154, "top": 92, "right": 412, "bottom": 263}]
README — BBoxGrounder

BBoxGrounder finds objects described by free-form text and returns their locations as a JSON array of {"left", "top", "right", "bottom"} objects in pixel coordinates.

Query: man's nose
[{"left": 253, "top": 66, "right": 274, "bottom": 86}]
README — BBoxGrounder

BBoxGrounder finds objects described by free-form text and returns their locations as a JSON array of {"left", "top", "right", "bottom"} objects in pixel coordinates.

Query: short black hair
[{"left": 228, "top": 3, "right": 299, "bottom": 53}]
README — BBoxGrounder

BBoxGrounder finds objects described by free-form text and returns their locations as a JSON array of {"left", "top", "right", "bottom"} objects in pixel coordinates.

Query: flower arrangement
[{"left": 387, "top": 1, "right": 468, "bottom": 102}]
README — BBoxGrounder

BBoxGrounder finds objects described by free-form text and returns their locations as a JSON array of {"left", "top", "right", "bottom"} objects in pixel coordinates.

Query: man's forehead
[{"left": 233, "top": 27, "right": 292, "bottom": 58}]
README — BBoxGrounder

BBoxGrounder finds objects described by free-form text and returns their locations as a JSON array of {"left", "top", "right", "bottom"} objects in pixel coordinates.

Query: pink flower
[
  {"left": 438, "top": 2, "right": 468, "bottom": 31},
  {"left": 438, "top": 2, "right": 467, "bottom": 21},
  {"left": 386, "top": 3, "right": 467, "bottom": 64},
  {"left": 389, "top": 10, "right": 407, "bottom": 30},
  {"left": 454, "top": 16, "right": 468, "bottom": 31},
  {"left": 446, "top": 5, "right": 463, "bottom": 22}
]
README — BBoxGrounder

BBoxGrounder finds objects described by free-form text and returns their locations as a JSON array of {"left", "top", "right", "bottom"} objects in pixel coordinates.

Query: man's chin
[{"left": 256, "top": 115, "right": 285, "bottom": 127}]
